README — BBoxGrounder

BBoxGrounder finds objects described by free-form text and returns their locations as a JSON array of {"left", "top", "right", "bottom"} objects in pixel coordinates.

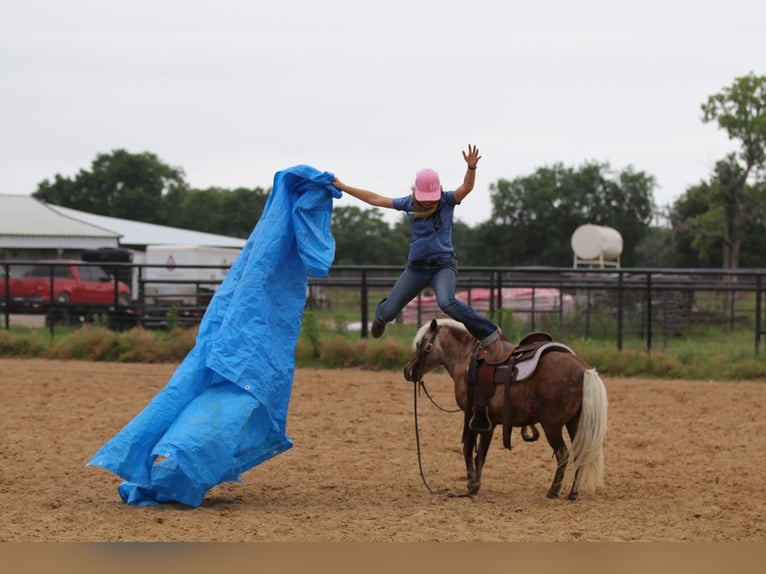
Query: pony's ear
[{"left": 429, "top": 318, "right": 438, "bottom": 332}]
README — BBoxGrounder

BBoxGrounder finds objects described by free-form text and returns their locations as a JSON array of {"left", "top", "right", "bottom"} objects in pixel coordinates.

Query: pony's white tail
[{"left": 570, "top": 368, "right": 608, "bottom": 493}]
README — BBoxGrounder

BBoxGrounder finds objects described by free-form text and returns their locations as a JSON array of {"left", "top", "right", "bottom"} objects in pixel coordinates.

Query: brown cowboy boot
[
  {"left": 483, "top": 338, "right": 504, "bottom": 362},
  {"left": 371, "top": 318, "right": 386, "bottom": 338}
]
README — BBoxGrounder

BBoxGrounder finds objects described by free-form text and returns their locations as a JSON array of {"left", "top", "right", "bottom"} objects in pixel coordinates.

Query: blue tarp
[{"left": 87, "top": 165, "right": 340, "bottom": 507}]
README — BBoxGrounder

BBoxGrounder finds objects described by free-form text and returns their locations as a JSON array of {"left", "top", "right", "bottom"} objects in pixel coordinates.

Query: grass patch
[
  {"left": 1, "top": 314, "right": 765, "bottom": 381},
  {"left": 47, "top": 325, "right": 117, "bottom": 361},
  {"left": 0, "top": 328, "right": 49, "bottom": 357}
]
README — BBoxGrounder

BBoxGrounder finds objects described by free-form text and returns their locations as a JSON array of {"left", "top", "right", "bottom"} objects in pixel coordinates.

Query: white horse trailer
[{"left": 142, "top": 244, "right": 242, "bottom": 304}]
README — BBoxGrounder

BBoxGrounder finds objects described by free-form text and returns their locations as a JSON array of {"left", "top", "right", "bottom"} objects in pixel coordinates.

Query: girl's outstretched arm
[
  {"left": 454, "top": 144, "right": 482, "bottom": 203},
  {"left": 333, "top": 179, "right": 395, "bottom": 209}
]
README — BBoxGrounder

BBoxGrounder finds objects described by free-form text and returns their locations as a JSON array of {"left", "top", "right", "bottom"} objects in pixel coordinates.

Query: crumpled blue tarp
[{"left": 87, "top": 165, "right": 340, "bottom": 507}]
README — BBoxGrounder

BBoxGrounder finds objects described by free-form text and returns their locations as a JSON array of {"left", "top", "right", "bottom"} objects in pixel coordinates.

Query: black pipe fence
[
  {"left": 4, "top": 260, "right": 766, "bottom": 353},
  {"left": 316, "top": 265, "right": 766, "bottom": 353}
]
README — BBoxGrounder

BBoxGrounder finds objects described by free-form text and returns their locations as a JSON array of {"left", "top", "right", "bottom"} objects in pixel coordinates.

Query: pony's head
[{"left": 403, "top": 318, "right": 470, "bottom": 382}]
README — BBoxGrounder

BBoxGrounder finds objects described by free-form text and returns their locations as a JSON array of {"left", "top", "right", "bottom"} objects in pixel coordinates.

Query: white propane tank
[{"left": 571, "top": 224, "right": 623, "bottom": 267}]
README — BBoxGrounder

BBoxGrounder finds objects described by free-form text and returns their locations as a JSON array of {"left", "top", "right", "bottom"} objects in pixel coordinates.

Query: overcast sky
[{"left": 1, "top": 0, "right": 763, "bottom": 226}]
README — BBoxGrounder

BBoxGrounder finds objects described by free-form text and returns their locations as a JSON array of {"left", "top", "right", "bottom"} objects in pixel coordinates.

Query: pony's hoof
[
  {"left": 567, "top": 492, "right": 579, "bottom": 501},
  {"left": 546, "top": 491, "right": 560, "bottom": 499}
]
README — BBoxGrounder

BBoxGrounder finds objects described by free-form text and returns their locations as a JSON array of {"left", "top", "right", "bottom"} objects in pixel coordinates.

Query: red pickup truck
[{"left": 0, "top": 260, "right": 131, "bottom": 311}]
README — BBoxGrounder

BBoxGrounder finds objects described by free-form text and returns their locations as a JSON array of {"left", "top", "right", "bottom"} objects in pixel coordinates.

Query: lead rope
[
  {"left": 413, "top": 378, "right": 472, "bottom": 498},
  {"left": 413, "top": 379, "right": 437, "bottom": 495}
]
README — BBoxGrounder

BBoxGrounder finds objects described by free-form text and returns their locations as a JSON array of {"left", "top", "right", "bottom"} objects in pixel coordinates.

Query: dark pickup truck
[{"left": 0, "top": 259, "right": 131, "bottom": 312}]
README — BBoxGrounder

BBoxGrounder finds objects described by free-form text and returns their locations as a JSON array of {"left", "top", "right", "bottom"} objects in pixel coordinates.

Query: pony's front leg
[
  {"left": 464, "top": 428, "right": 494, "bottom": 495},
  {"left": 472, "top": 429, "right": 494, "bottom": 494},
  {"left": 463, "top": 433, "right": 478, "bottom": 493}
]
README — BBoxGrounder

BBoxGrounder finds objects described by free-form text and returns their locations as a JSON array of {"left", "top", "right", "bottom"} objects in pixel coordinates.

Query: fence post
[
  {"left": 616, "top": 271, "right": 624, "bottom": 350},
  {"left": 48, "top": 263, "right": 55, "bottom": 338},
  {"left": 756, "top": 274, "right": 763, "bottom": 355},
  {"left": 113, "top": 270, "right": 119, "bottom": 307},
  {"left": 496, "top": 271, "right": 503, "bottom": 326},
  {"left": 645, "top": 273, "right": 653, "bottom": 352},
  {"left": 2, "top": 263, "right": 9, "bottom": 330},
  {"left": 489, "top": 270, "right": 496, "bottom": 321},
  {"left": 360, "top": 269, "right": 369, "bottom": 338},
  {"left": 558, "top": 284, "right": 564, "bottom": 331}
]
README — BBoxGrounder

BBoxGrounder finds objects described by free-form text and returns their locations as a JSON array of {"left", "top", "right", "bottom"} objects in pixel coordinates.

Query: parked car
[{"left": 0, "top": 260, "right": 131, "bottom": 311}]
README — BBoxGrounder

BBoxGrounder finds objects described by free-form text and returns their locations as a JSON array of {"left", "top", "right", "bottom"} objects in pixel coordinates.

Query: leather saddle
[{"left": 466, "top": 331, "right": 575, "bottom": 449}]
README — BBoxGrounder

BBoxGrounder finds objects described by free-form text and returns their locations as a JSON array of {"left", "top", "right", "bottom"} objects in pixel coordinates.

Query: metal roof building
[
  {"left": 0, "top": 194, "right": 121, "bottom": 252},
  {"left": 49, "top": 205, "right": 247, "bottom": 249},
  {"left": 0, "top": 193, "right": 246, "bottom": 260}
]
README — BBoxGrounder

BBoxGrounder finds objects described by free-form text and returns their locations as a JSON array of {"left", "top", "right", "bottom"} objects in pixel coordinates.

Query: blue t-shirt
[{"left": 392, "top": 191, "right": 459, "bottom": 262}]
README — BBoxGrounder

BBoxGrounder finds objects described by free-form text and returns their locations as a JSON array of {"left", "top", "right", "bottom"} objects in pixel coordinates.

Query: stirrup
[{"left": 469, "top": 406, "right": 492, "bottom": 432}]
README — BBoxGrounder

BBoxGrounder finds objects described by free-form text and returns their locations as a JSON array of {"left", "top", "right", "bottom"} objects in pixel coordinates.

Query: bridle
[{"left": 409, "top": 333, "right": 460, "bottom": 411}]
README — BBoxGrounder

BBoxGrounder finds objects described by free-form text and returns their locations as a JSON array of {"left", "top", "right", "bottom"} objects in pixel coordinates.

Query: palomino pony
[{"left": 403, "top": 318, "right": 607, "bottom": 500}]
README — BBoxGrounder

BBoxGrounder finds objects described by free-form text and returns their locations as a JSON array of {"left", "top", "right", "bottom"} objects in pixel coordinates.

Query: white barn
[
  {"left": 0, "top": 194, "right": 121, "bottom": 260},
  {"left": 0, "top": 193, "right": 246, "bottom": 262}
]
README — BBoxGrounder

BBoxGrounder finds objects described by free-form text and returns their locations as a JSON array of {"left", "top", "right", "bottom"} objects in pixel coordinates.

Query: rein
[
  {"left": 416, "top": 378, "right": 461, "bottom": 413},
  {"left": 412, "top": 377, "right": 472, "bottom": 499}
]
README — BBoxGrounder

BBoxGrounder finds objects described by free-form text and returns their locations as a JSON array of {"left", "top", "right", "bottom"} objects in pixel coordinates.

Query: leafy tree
[
  {"left": 331, "top": 206, "right": 409, "bottom": 265},
  {"left": 219, "top": 187, "right": 270, "bottom": 238},
  {"left": 34, "top": 149, "right": 187, "bottom": 224},
  {"left": 672, "top": 165, "right": 766, "bottom": 268},
  {"left": 329, "top": 209, "right": 488, "bottom": 266},
  {"left": 451, "top": 220, "right": 486, "bottom": 265},
  {"left": 668, "top": 183, "right": 721, "bottom": 268},
  {"left": 163, "top": 187, "right": 223, "bottom": 232},
  {"left": 483, "top": 162, "right": 656, "bottom": 266},
  {"left": 632, "top": 226, "right": 676, "bottom": 268},
  {"left": 702, "top": 72, "right": 766, "bottom": 180},
  {"left": 33, "top": 149, "right": 270, "bottom": 237},
  {"left": 738, "top": 183, "right": 766, "bottom": 267},
  {"left": 687, "top": 72, "right": 766, "bottom": 269},
  {"left": 161, "top": 186, "right": 267, "bottom": 238}
]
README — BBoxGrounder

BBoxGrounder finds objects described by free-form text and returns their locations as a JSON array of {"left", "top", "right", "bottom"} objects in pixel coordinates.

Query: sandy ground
[{"left": 0, "top": 358, "right": 764, "bottom": 542}]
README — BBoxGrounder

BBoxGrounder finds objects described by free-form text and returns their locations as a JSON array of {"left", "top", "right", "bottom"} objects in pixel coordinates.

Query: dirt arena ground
[{"left": 1, "top": 358, "right": 764, "bottom": 542}]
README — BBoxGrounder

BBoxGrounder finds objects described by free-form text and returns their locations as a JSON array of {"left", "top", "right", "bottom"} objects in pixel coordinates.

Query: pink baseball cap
[{"left": 414, "top": 168, "right": 441, "bottom": 201}]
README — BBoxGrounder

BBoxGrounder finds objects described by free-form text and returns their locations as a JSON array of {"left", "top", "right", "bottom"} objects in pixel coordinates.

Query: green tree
[
  {"left": 331, "top": 206, "right": 409, "bottom": 265},
  {"left": 484, "top": 162, "right": 656, "bottom": 266},
  {"left": 219, "top": 187, "right": 269, "bottom": 237},
  {"left": 162, "top": 186, "right": 268, "bottom": 238},
  {"left": 163, "top": 187, "right": 224, "bottom": 232},
  {"left": 669, "top": 179, "right": 715, "bottom": 268},
  {"left": 633, "top": 226, "right": 676, "bottom": 267},
  {"left": 738, "top": 181, "right": 766, "bottom": 267},
  {"left": 671, "top": 158, "right": 766, "bottom": 268},
  {"left": 685, "top": 72, "right": 766, "bottom": 269},
  {"left": 451, "top": 220, "right": 486, "bottom": 265},
  {"left": 34, "top": 149, "right": 187, "bottom": 223}
]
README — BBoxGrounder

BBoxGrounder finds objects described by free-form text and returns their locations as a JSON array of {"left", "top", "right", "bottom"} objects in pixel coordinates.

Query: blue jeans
[{"left": 375, "top": 259, "right": 501, "bottom": 346}]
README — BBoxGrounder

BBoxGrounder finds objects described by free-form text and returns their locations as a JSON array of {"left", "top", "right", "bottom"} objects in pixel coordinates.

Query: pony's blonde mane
[{"left": 412, "top": 318, "right": 468, "bottom": 349}]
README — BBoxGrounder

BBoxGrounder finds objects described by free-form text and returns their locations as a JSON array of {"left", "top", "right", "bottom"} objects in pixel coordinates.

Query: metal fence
[
  {"left": 4, "top": 260, "right": 766, "bottom": 353},
  {"left": 314, "top": 265, "right": 766, "bottom": 353}
]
